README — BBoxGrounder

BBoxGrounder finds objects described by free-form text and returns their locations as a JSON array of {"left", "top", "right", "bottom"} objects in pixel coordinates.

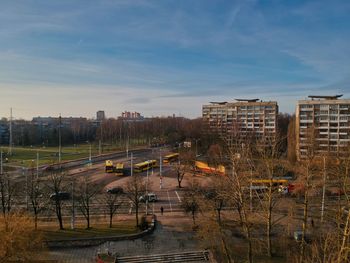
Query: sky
[{"left": 0, "top": 0, "right": 350, "bottom": 119}]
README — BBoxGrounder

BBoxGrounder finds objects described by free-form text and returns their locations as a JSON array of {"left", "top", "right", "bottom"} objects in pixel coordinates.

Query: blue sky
[{"left": 0, "top": 0, "right": 349, "bottom": 119}]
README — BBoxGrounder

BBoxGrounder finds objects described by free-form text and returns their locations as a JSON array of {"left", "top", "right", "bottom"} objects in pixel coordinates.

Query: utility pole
[
  {"left": 71, "top": 181, "right": 75, "bottom": 229},
  {"left": 99, "top": 120, "right": 103, "bottom": 155},
  {"left": 9, "top": 108, "right": 13, "bottom": 156},
  {"left": 89, "top": 143, "right": 92, "bottom": 163},
  {"left": 159, "top": 149, "right": 162, "bottom": 189},
  {"left": 58, "top": 114, "right": 62, "bottom": 164},
  {"left": 321, "top": 156, "right": 327, "bottom": 223},
  {"left": 146, "top": 162, "right": 149, "bottom": 215},
  {"left": 36, "top": 152, "right": 39, "bottom": 180},
  {"left": 250, "top": 166, "right": 253, "bottom": 212},
  {"left": 130, "top": 152, "right": 133, "bottom": 177},
  {"left": 126, "top": 135, "right": 129, "bottom": 158},
  {"left": 24, "top": 167, "right": 28, "bottom": 210},
  {"left": 0, "top": 149, "right": 3, "bottom": 175}
]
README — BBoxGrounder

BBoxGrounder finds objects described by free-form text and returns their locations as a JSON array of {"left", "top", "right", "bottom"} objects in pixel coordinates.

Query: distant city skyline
[{"left": 1, "top": 0, "right": 349, "bottom": 119}]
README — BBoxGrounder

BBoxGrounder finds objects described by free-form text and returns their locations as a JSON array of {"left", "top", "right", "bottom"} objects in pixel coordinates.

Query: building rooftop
[
  {"left": 234, "top": 98, "right": 260, "bottom": 102},
  {"left": 308, "top": 94, "right": 343, "bottom": 100}
]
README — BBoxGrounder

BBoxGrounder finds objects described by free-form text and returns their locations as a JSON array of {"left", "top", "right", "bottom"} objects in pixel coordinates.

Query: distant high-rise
[
  {"left": 296, "top": 95, "right": 350, "bottom": 160},
  {"left": 96, "top": 110, "right": 105, "bottom": 121},
  {"left": 202, "top": 99, "right": 278, "bottom": 146}
]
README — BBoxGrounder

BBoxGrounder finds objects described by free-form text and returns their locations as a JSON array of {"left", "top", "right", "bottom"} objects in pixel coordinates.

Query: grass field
[
  {"left": 0, "top": 144, "right": 127, "bottom": 167},
  {"left": 40, "top": 222, "right": 139, "bottom": 241}
]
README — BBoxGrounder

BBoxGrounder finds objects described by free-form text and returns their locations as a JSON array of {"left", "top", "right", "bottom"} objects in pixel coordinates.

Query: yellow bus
[
  {"left": 195, "top": 161, "right": 225, "bottom": 175},
  {"left": 250, "top": 179, "right": 289, "bottom": 193},
  {"left": 115, "top": 163, "right": 124, "bottom": 176},
  {"left": 163, "top": 153, "right": 179, "bottom": 164},
  {"left": 105, "top": 160, "right": 114, "bottom": 173},
  {"left": 134, "top": 160, "right": 157, "bottom": 173},
  {"left": 250, "top": 179, "right": 289, "bottom": 186}
]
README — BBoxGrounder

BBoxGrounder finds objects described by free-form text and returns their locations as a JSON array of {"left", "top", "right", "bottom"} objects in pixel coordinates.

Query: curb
[{"left": 45, "top": 215, "right": 157, "bottom": 249}]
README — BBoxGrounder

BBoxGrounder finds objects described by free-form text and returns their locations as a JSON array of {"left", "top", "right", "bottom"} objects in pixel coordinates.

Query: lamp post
[
  {"left": 71, "top": 181, "right": 75, "bottom": 229},
  {"left": 86, "top": 141, "right": 92, "bottom": 164},
  {"left": 130, "top": 152, "right": 133, "bottom": 177},
  {"left": 195, "top": 139, "right": 200, "bottom": 157},
  {"left": 36, "top": 152, "right": 39, "bottom": 180},
  {"left": 0, "top": 149, "right": 3, "bottom": 175},
  {"left": 159, "top": 148, "right": 162, "bottom": 189},
  {"left": 321, "top": 156, "right": 327, "bottom": 223},
  {"left": 145, "top": 162, "right": 149, "bottom": 215}
]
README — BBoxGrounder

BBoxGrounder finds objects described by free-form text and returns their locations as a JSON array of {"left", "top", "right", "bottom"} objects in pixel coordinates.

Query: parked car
[
  {"left": 49, "top": 192, "right": 70, "bottom": 201},
  {"left": 106, "top": 187, "right": 124, "bottom": 195},
  {"left": 139, "top": 193, "right": 157, "bottom": 202}
]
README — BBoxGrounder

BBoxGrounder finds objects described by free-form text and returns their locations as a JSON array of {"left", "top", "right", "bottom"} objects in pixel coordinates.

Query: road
[{"left": 12, "top": 147, "right": 191, "bottom": 221}]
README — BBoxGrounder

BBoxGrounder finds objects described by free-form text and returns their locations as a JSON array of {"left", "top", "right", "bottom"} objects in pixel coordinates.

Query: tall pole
[
  {"left": 159, "top": 149, "right": 162, "bottom": 189},
  {"left": 0, "top": 150, "right": 3, "bottom": 175},
  {"left": 126, "top": 135, "right": 129, "bottom": 158},
  {"left": 146, "top": 162, "right": 149, "bottom": 215},
  {"left": 321, "top": 156, "right": 327, "bottom": 223},
  {"left": 25, "top": 168, "right": 28, "bottom": 210},
  {"left": 89, "top": 143, "right": 92, "bottom": 162},
  {"left": 36, "top": 152, "right": 39, "bottom": 180},
  {"left": 58, "top": 114, "right": 62, "bottom": 164},
  {"left": 99, "top": 121, "right": 103, "bottom": 155},
  {"left": 9, "top": 108, "right": 12, "bottom": 155},
  {"left": 250, "top": 166, "right": 253, "bottom": 212},
  {"left": 71, "top": 181, "right": 75, "bottom": 229},
  {"left": 130, "top": 152, "right": 133, "bottom": 177}
]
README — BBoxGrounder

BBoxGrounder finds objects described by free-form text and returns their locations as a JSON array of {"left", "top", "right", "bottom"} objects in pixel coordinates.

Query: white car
[{"left": 139, "top": 193, "right": 158, "bottom": 202}]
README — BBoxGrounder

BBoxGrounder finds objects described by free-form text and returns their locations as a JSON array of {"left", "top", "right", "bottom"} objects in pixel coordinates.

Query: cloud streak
[{"left": 0, "top": 0, "right": 349, "bottom": 119}]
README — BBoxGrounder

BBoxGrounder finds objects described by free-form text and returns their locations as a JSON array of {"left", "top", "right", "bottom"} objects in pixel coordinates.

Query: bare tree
[
  {"left": 256, "top": 135, "right": 286, "bottom": 257},
  {"left": 299, "top": 126, "right": 318, "bottom": 263},
  {"left": 0, "top": 173, "right": 17, "bottom": 218},
  {"left": 225, "top": 140, "right": 254, "bottom": 263},
  {"left": 174, "top": 160, "right": 186, "bottom": 188},
  {"left": 182, "top": 180, "right": 201, "bottom": 227},
  {"left": 47, "top": 172, "right": 66, "bottom": 230},
  {"left": 77, "top": 177, "right": 101, "bottom": 229},
  {"left": 125, "top": 174, "right": 146, "bottom": 227},
  {"left": 28, "top": 171, "right": 46, "bottom": 230},
  {"left": 196, "top": 200, "right": 233, "bottom": 263},
  {"left": 104, "top": 191, "right": 124, "bottom": 228}
]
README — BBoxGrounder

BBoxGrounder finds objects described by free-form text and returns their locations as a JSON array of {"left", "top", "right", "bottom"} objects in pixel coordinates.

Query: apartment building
[
  {"left": 296, "top": 95, "right": 350, "bottom": 160},
  {"left": 202, "top": 99, "right": 278, "bottom": 145},
  {"left": 96, "top": 110, "right": 105, "bottom": 121}
]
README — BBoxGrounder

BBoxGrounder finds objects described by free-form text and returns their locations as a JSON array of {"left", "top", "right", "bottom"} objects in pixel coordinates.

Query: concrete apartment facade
[
  {"left": 296, "top": 95, "right": 350, "bottom": 160},
  {"left": 202, "top": 99, "right": 278, "bottom": 145}
]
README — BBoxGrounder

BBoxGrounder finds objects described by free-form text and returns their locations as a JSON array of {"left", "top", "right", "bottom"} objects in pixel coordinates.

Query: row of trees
[
  {"left": 179, "top": 131, "right": 350, "bottom": 263},
  {"left": 0, "top": 168, "right": 158, "bottom": 232},
  {"left": 0, "top": 116, "right": 203, "bottom": 148}
]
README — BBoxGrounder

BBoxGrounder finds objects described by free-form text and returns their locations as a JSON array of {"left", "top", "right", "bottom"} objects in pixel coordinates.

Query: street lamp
[
  {"left": 145, "top": 161, "right": 150, "bottom": 215},
  {"left": 86, "top": 141, "right": 92, "bottom": 163},
  {"left": 159, "top": 148, "right": 162, "bottom": 189},
  {"left": 195, "top": 139, "right": 200, "bottom": 157}
]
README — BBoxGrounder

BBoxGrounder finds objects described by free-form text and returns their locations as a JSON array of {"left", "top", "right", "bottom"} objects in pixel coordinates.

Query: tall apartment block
[
  {"left": 202, "top": 99, "right": 278, "bottom": 145},
  {"left": 96, "top": 110, "right": 105, "bottom": 121},
  {"left": 296, "top": 95, "right": 350, "bottom": 160}
]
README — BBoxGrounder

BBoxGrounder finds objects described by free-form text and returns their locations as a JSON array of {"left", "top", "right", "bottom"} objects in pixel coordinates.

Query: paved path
[{"left": 37, "top": 213, "right": 201, "bottom": 263}]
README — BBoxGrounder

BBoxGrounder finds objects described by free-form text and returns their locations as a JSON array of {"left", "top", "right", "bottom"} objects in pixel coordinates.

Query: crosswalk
[{"left": 116, "top": 250, "right": 211, "bottom": 263}]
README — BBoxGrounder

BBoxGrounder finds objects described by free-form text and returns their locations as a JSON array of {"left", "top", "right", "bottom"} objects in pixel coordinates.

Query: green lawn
[
  {"left": 0, "top": 144, "right": 129, "bottom": 167},
  {"left": 40, "top": 223, "right": 139, "bottom": 241}
]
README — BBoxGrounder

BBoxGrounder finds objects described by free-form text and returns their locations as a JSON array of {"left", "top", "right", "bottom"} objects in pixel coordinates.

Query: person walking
[{"left": 160, "top": 206, "right": 164, "bottom": 215}]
